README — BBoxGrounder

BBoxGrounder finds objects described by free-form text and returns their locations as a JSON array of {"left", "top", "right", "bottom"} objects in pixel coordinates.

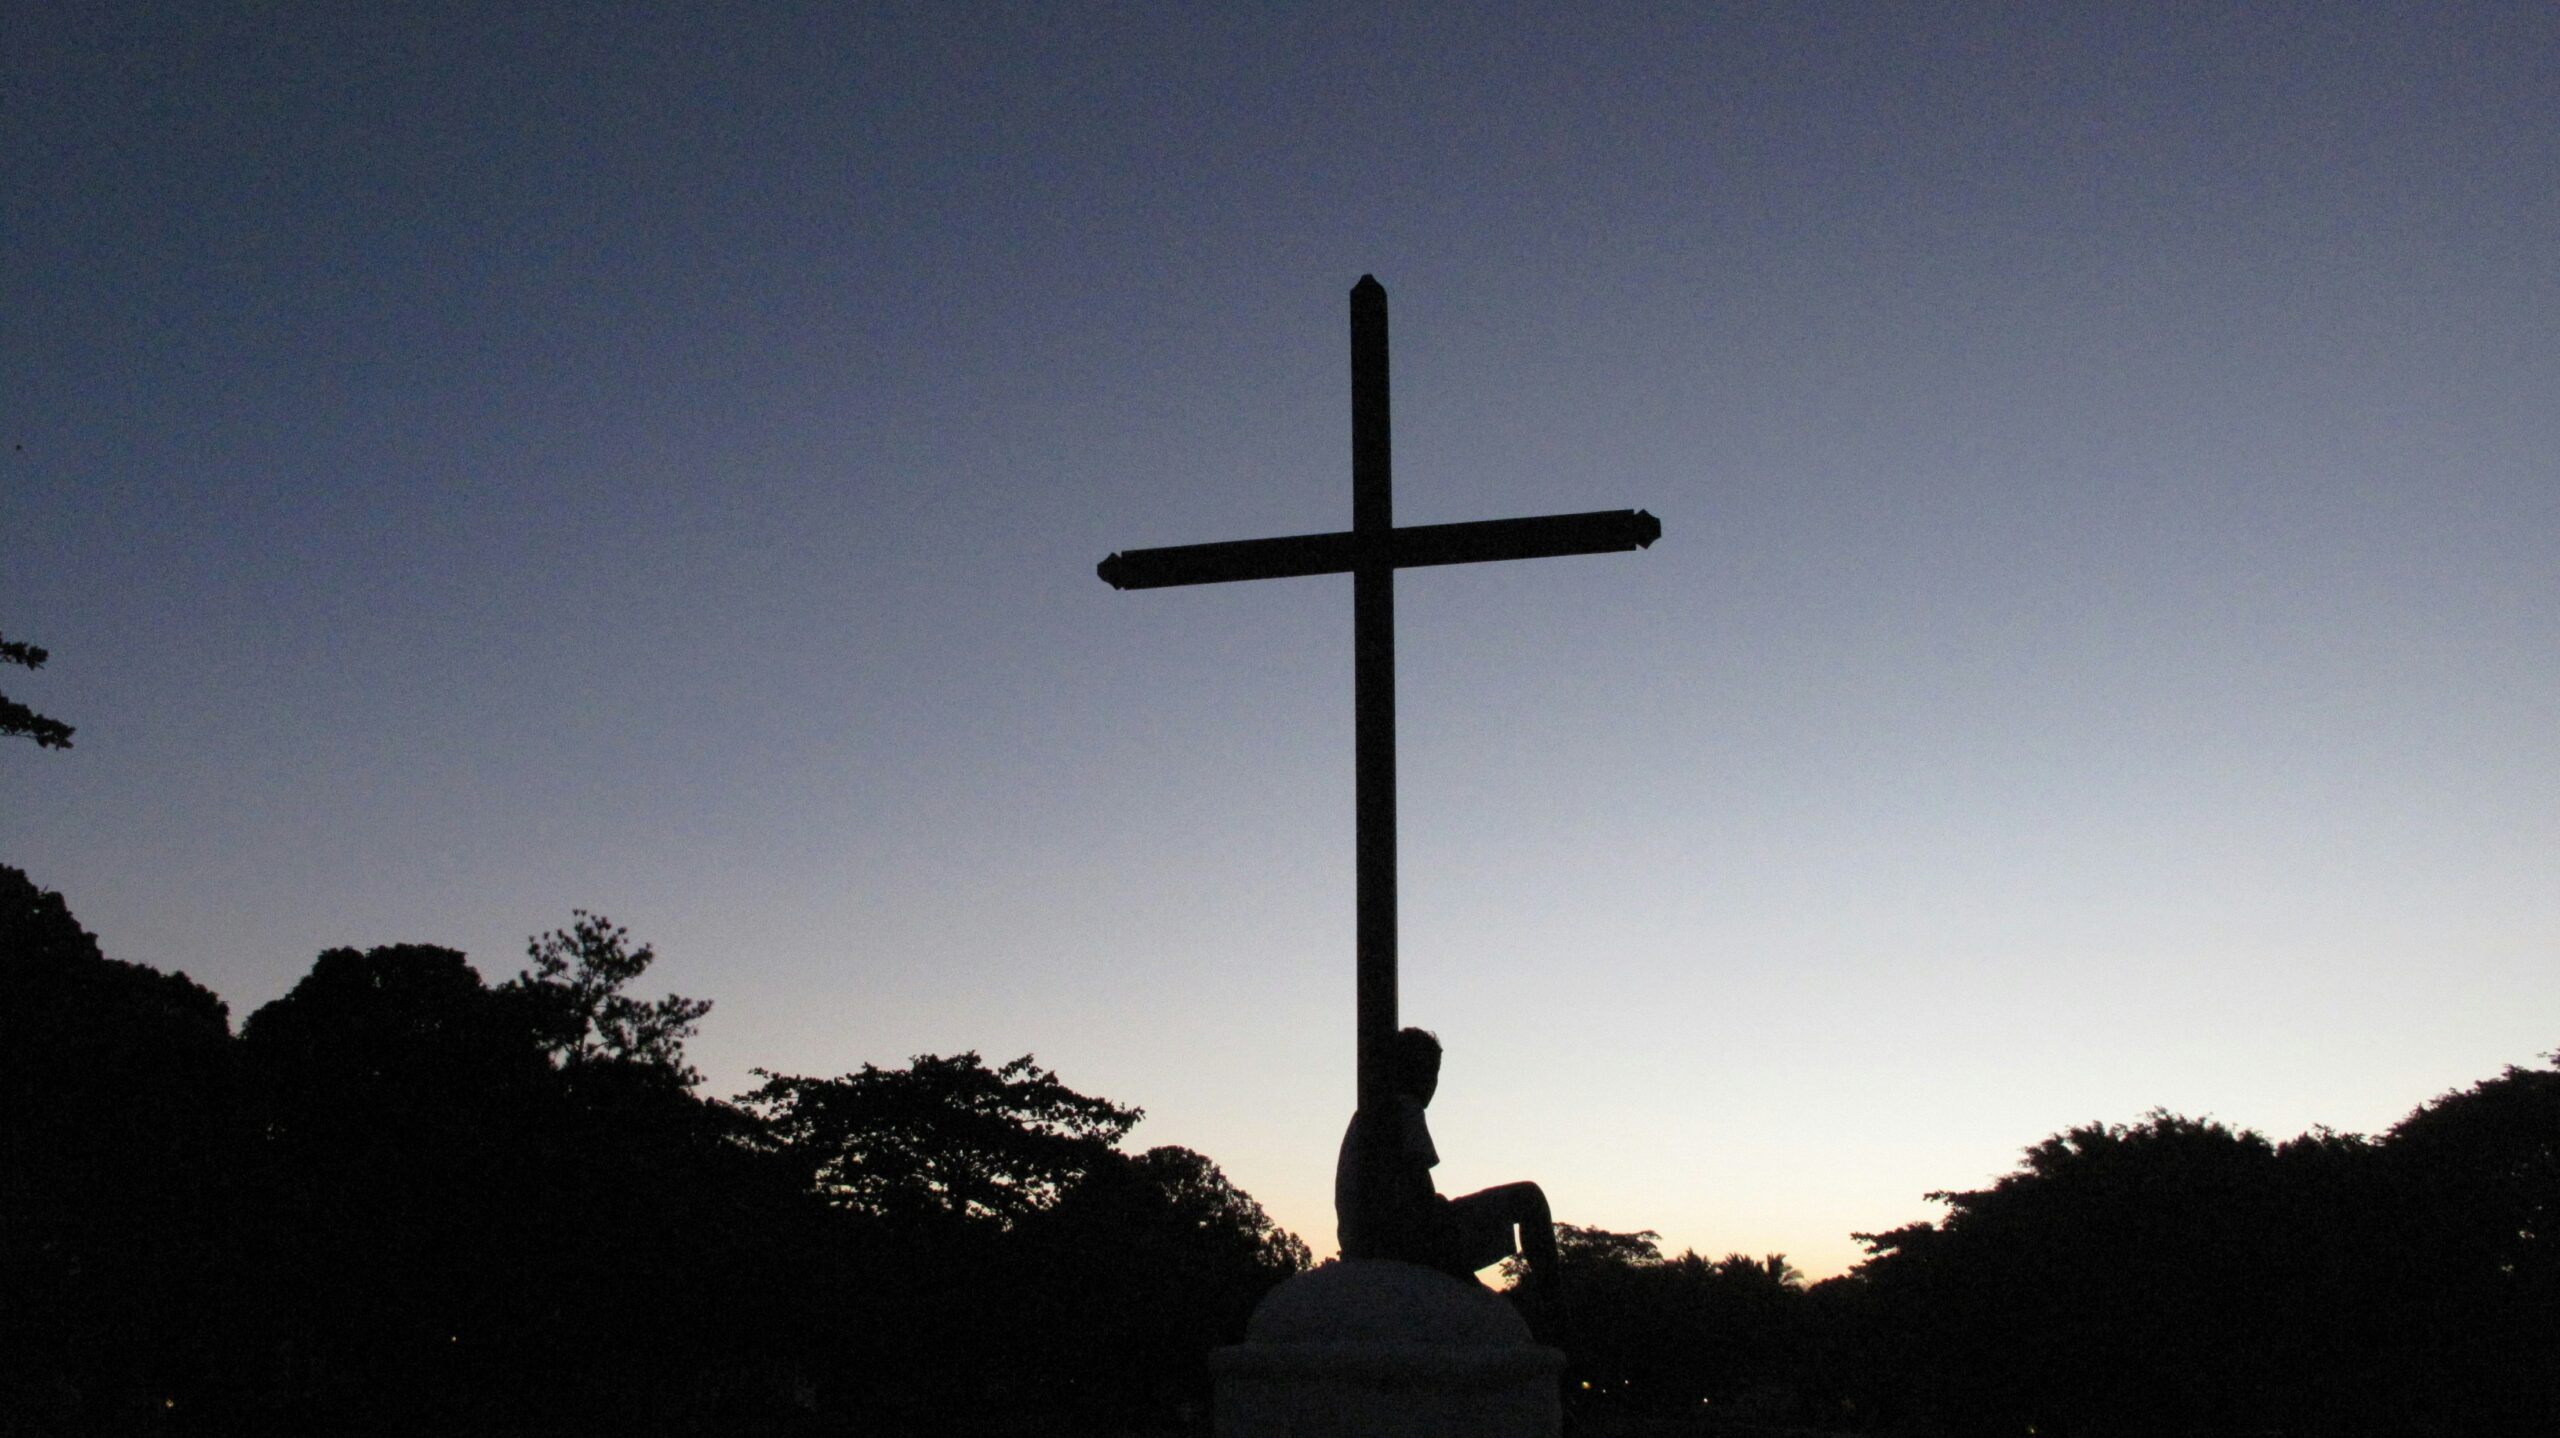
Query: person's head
[{"left": 1393, "top": 1026, "right": 1442, "bottom": 1106}]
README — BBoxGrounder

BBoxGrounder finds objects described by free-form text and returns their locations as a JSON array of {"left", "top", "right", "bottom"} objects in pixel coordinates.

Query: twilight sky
[{"left": 7, "top": 3, "right": 2554, "bottom": 1278}]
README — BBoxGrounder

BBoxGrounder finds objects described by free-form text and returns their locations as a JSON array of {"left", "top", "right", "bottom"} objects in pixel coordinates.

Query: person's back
[
  {"left": 1332, "top": 1027, "right": 1561, "bottom": 1324},
  {"left": 1335, "top": 1087, "right": 1440, "bottom": 1260}
]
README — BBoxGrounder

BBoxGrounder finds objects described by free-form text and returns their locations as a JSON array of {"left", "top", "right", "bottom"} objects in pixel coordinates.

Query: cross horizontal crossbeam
[
  {"left": 1097, "top": 507, "right": 1661, "bottom": 590},
  {"left": 1097, "top": 276, "right": 1660, "bottom": 1121}
]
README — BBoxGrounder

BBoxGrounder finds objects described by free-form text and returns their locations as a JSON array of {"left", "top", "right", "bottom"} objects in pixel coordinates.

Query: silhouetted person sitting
[{"left": 1335, "top": 1027, "right": 1562, "bottom": 1327}]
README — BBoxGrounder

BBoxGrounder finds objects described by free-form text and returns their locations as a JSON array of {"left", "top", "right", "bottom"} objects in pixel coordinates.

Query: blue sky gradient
[{"left": 8, "top": 3, "right": 2555, "bottom": 1276}]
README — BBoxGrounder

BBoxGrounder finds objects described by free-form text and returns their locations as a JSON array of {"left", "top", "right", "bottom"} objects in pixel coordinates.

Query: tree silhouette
[
  {"left": 1022, "top": 1144, "right": 1312, "bottom": 1427},
  {"left": 229, "top": 927, "right": 803, "bottom": 1434},
  {"left": 1503, "top": 1224, "right": 1817, "bottom": 1425},
  {"left": 743, "top": 1052, "right": 1305, "bottom": 1432},
  {"left": 0, "top": 865, "right": 231, "bottom": 1423},
  {"left": 1835, "top": 1082, "right": 2560, "bottom": 1438},
  {"left": 1849, "top": 1112, "right": 2306, "bottom": 1435},
  {"left": 20, "top": 857, "right": 2558, "bottom": 1436},
  {"left": 236, "top": 943, "right": 567, "bottom": 1429},
  {"left": 2376, "top": 1060, "right": 2560, "bottom": 1430},
  {"left": 745, "top": 1051, "right": 1141, "bottom": 1227},
  {"left": 0, "top": 631, "right": 73, "bottom": 749},
  {"left": 5, "top": 874, "right": 1318, "bottom": 1434},
  {"left": 506, "top": 910, "right": 712, "bottom": 1085}
]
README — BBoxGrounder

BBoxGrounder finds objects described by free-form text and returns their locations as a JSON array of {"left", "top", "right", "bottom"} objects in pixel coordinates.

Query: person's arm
[
  {"left": 1338, "top": 1100, "right": 1444, "bottom": 1259},
  {"left": 1383, "top": 1102, "right": 1445, "bottom": 1228}
]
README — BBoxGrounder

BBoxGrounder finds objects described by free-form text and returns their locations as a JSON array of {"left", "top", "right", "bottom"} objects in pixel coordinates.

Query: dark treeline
[
  {"left": 7, "top": 864, "right": 2555, "bottom": 1437},
  {"left": 1547, "top": 1074, "right": 2557, "bottom": 1437},
  {"left": 2, "top": 868, "right": 1305, "bottom": 1436}
]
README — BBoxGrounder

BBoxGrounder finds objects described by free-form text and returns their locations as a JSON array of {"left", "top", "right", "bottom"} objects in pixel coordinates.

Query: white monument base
[{"left": 1212, "top": 1259, "right": 1563, "bottom": 1437}]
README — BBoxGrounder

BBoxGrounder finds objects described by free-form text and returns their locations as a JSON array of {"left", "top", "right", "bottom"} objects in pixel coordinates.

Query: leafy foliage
[
  {"left": 745, "top": 1050, "right": 1142, "bottom": 1226},
  {"left": 5, "top": 875, "right": 1311, "bottom": 1433},
  {"left": 24, "top": 860, "right": 2553, "bottom": 1436},
  {"left": 2374, "top": 1060, "right": 2560, "bottom": 1429},
  {"left": 1837, "top": 1086, "right": 2560, "bottom": 1436},
  {"left": 0, "top": 866, "right": 230, "bottom": 1423},
  {"left": 1512, "top": 1224, "right": 1813, "bottom": 1424},
  {"left": 735, "top": 1053, "right": 1307, "bottom": 1432},
  {"left": 506, "top": 910, "right": 712, "bottom": 1085},
  {"left": 0, "top": 631, "right": 74, "bottom": 749}
]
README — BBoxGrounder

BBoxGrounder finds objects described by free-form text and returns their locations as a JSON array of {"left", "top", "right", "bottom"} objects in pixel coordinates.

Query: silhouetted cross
[{"left": 1099, "top": 276, "right": 1659, "bottom": 1115}]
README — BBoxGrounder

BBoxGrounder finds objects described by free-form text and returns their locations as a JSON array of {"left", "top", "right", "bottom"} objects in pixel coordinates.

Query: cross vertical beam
[
  {"left": 1096, "top": 275, "right": 1659, "bottom": 1126},
  {"left": 1350, "top": 276, "right": 1396, "bottom": 1115}
]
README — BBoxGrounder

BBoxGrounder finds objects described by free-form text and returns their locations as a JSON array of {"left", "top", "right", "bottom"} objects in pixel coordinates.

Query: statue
[
  {"left": 1114, "top": 280, "right": 1643, "bottom": 1432},
  {"left": 1335, "top": 1027, "right": 1561, "bottom": 1324}
]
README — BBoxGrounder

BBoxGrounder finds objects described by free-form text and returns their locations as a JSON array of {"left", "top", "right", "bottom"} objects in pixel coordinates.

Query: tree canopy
[
  {"left": 745, "top": 1051, "right": 1142, "bottom": 1227},
  {"left": 7, "top": 861, "right": 2554, "bottom": 1435},
  {"left": 2, "top": 870, "right": 1308, "bottom": 1434},
  {"left": 507, "top": 910, "right": 712, "bottom": 1085}
]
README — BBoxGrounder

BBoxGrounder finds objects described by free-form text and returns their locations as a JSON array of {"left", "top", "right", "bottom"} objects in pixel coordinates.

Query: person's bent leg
[
  {"left": 1490, "top": 1184, "right": 1557, "bottom": 1293},
  {"left": 1471, "top": 1182, "right": 1564, "bottom": 1346},
  {"left": 1443, "top": 1183, "right": 1552, "bottom": 1260},
  {"left": 1436, "top": 1189, "right": 1516, "bottom": 1280},
  {"left": 1447, "top": 1183, "right": 1558, "bottom": 1295}
]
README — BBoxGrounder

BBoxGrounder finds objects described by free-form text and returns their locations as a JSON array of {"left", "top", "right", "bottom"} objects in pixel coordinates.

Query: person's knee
[{"left": 1490, "top": 1180, "right": 1550, "bottom": 1226}]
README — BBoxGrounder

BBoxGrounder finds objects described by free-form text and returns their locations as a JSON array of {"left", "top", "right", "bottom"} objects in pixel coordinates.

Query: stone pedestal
[{"left": 1212, "top": 1259, "right": 1563, "bottom": 1437}]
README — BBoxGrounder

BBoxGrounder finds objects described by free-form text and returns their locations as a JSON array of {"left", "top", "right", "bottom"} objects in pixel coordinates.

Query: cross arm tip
[
  {"left": 1633, "top": 509, "right": 1662, "bottom": 547},
  {"left": 1097, "top": 553, "right": 1132, "bottom": 589}
]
